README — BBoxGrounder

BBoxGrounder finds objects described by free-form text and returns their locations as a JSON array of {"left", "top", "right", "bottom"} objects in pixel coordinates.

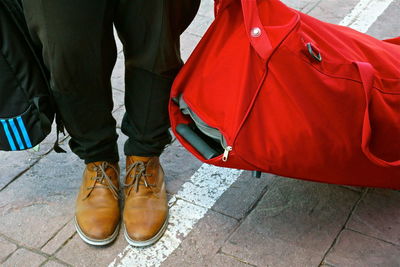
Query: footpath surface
[{"left": 0, "top": 0, "right": 399, "bottom": 266}]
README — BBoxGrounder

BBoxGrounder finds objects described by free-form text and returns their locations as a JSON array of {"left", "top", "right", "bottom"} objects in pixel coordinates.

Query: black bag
[{"left": 0, "top": 0, "right": 64, "bottom": 152}]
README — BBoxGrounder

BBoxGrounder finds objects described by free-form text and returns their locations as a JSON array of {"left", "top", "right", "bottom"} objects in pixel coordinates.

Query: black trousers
[{"left": 22, "top": 0, "right": 200, "bottom": 163}]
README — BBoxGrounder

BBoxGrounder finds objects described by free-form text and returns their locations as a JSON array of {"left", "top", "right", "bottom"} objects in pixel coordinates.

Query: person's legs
[
  {"left": 115, "top": 0, "right": 200, "bottom": 157},
  {"left": 115, "top": 0, "right": 200, "bottom": 246},
  {"left": 23, "top": 0, "right": 119, "bottom": 163},
  {"left": 22, "top": 0, "right": 121, "bottom": 245}
]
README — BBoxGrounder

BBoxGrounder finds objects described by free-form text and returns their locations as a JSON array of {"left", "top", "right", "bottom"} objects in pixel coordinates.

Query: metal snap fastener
[{"left": 251, "top": 27, "right": 261, "bottom": 37}]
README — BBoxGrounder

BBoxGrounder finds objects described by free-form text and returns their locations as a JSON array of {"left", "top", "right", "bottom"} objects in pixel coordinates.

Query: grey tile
[
  {"left": 347, "top": 189, "right": 400, "bottom": 246},
  {"left": 186, "top": 14, "right": 214, "bottom": 37},
  {"left": 0, "top": 236, "right": 17, "bottom": 263},
  {"left": 324, "top": 230, "right": 400, "bottom": 267},
  {"left": 42, "top": 260, "right": 68, "bottom": 267},
  {"left": 0, "top": 145, "right": 81, "bottom": 249},
  {"left": 198, "top": 0, "right": 214, "bottom": 19},
  {"left": 3, "top": 248, "right": 46, "bottom": 267},
  {"left": 208, "top": 254, "right": 256, "bottom": 267},
  {"left": 161, "top": 141, "right": 203, "bottom": 195},
  {"left": 212, "top": 172, "right": 273, "bottom": 220},
  {"left": 111, "top": 57, "right": 125, "bottom": 91},
  {"left": 180, "top": 32, "right": 202, "bottom": 62},
  {"left": 367, "top": 0, "right": 400, "bottom": 40},
  {"left": 282, "top": 0, "right": 320, "bottom": 13},
  {"left": 41, "top": 220, "right": 76, "bottom": 255},
  {"left": 55, "top": 230, "right": 127, "bottom": 267},
  {"left": 0, "top": 126, "right": 58, "bottom": 191},
  {"left": 162, "top": 210, "right": 238, "bottom": 266},
  {"left": 221, "top": 178, "right": 361, "bottom": 267},
  {"left": 308, "top": 0, "right": 360, "bottom": 24}
]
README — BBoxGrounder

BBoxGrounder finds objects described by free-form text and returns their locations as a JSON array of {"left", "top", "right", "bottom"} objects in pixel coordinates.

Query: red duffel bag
[{"left": 169, "top": 0, "right": 400, "bottom": 189}]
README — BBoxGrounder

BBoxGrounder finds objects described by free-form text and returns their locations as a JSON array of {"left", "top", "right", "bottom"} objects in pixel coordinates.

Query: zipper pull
[{"left": 222, "top": 146, "right": 233, "bottom": 162}]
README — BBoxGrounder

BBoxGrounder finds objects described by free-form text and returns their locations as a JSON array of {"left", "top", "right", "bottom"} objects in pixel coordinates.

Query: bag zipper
[{"left": 222, "top": 146, "right": 233, "bottom": 162}]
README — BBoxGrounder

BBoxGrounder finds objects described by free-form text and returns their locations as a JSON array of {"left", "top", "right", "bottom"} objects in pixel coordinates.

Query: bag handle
[
  {"left": 355, "top": 61, "right": 400, "bottom": 167},
  {"left": 241, "top": 0, "right": 272, "bottom": 60}
]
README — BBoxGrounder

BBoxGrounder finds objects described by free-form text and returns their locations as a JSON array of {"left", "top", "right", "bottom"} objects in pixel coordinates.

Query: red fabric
[{"left": 170, "top": 0, "right": 400, "bottom": 189}]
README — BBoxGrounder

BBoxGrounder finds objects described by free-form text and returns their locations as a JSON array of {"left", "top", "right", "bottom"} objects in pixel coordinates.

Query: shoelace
[
  {"left": 85, "top": 162, "right": 120, "bottom": 199},
  {"left": 123, "top": 161, "right": 154, "bottom": 195}
]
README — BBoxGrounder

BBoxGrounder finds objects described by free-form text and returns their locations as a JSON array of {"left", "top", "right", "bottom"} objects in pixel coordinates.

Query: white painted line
[
  {"left": 339, "top": 0, "right": 394, "bottom": 32},
  {"left": 109, "top": 165, "right": 242, "bottom": 267},
  {"left": 110, "top": 0, "right": 394, "bottom": 266}
]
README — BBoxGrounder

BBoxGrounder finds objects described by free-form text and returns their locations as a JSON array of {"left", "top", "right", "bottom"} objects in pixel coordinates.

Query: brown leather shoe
[
  {"left": 74, "top": 161, "right": 120, "bottom": 246},
  {"left": 123, "top": 156, "right": 169, "bottom": 247}
]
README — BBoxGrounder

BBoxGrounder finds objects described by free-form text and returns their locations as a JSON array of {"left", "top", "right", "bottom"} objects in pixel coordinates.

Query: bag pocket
[{"left": 0, "top": 104, "right": 48, "bottom": 151}]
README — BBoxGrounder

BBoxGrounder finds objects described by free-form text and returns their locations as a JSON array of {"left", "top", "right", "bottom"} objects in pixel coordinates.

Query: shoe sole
[
  {"left": 123, "top": 214, "right": 169, "bottom": 247},
  {"left": 74, "top": 216, "right": 120, "bottom": 246}
]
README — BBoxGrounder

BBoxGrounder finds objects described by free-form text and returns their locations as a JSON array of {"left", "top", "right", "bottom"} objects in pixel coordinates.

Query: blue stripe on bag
[
  {"left": 1, "top": 119, "right": 17, "bottom": 151},
  {"left": 8, "top": 119, "right": 25, "bottom": 150},
  {"left": 16, "top": 116, "right": 32, "bottom": 148}
]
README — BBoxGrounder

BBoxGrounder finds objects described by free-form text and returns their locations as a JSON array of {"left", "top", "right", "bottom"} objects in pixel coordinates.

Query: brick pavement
[{"left": 0, "top": 0, "right": 399, "bottom": 266}]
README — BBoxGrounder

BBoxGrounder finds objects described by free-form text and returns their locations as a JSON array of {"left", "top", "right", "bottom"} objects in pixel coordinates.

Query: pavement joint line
[
  {"left": 0, "top": 161, "right": 39, "bottom": 192},
  {"left": 112, "top": 87, "right": 125, "bottom": 93},
  {"left": 339, "top": 185, "right": 365, "bottom": 193},
  {"left": 39, "top": 257, "right": 73, "bottom": 267},
  {"left": 0, "top": 129, "right": 72, "bottom": 192},
  {"left": 339, "top": 0, "right": 395, "bottom": 31},
  {"left": 212, "top": 175, "right": 278, "bottom": 255},
  {"left": 319, "top": 188, "right": 370, "bottom": 266},
  {"left": 0, "top": 232, "right": 59, "bottom": 264},
  {"left": 344, "top": 228, "right": 400, "bottom": 248},
  {"left": 51, "top": 232, "right": 78, "bottom": 262},
  {"left": 0, "top": 229, "right": 74, "bottom": 266},
  {"left": 209, "top": 173, "right": 275, "bottom": 220},
  {"left": 184, "top": 31, "right": 204, "bottom": 39},
  {"left": 315, "top": 3, "right": 399, "bottom": 258},
  {"left": 319, "top": 262, "right": 336, "bottom": 267},
  {"left": 303, "top": 0, "right": 324, "bottom": 14},
  {"left": 39, "top": 218, "right": 73, "bottom": 251},
  {"left": 216, "top": 251, "right": 258, "bottom": 267},
  {"left": 109, "top": 165, "right": 243, "bottom": 267}
]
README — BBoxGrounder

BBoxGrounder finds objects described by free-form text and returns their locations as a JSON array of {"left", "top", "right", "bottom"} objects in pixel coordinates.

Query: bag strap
[
  {"left": 2, "top": 0, "right": 66, "bottom": 153},
  {"left": 355, "top": 61, "right": 400, "bottom": 167},
  {"left": 241, "top": 0, "right": 272, "bottom": 60}
]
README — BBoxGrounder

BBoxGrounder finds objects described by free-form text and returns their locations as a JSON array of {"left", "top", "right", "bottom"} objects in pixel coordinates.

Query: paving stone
[
  {"left": 208, "top": 253, "right": 255, "bottom": 267},
  {"left": 42, "top": 260, "right": 68, "bottom": 267},
  {"left": 198, "top": 0, "right": 214, "bottom": 18},
  {"left": 341, "top": 185, "right": 365, "bottom": 193},
  {"left": 0, "top": 145, "right": 81, "bottom": 249},
  {"left": 0, "top": 236, "right": 17, "bottom": 263},
  {"left": 282, "top": 0, "right": 320, "bottom": 13},
  {"left": 367, "top": 0, "right": 400, "bottom": 40},
  {"left": 180, "top": 32, "right": 202, "bottom": 62},
  {"left": 221, "top": 178, "right": 361, "bottom": 267},
  {"left": 212, "top": 172, "right": 273, "bottom": 220},
  {"left": 111, "top": 57, "right": 125, "bottom": 91},
  {"left": 160, "top": 140, "right": 203, "bottom": 195},
  {"left": 186, "top": 14, "right": 214, "bottom": 37},
  {"left": 112, "top": 88, "right": 124, "bottom": 112},
  {"left": 324, "top": 230, "right": 400, "bottom": 267},
  {"left": 162, "top": 210, "right": 238, "bottom": 266},
  {"left": 0, "top": 127, "right": 58, "bottom": 191},
  {"left": 347, "top": 189, "right": 400, "bottom": 246},
  {"left": 3, "top": 248, "right": 46, "bottom": 267},
  {"left": 56, "top": 230, "right": 127, "bottom": 267},
  {"left": 308, "top": 0, "right": 360, "bottom": 24},
  {"left": 113, "top": 105, "right": 126, "bottom": 129},
  {"left": 41, "top": 220, "right": 76, "bottom": 255}
]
